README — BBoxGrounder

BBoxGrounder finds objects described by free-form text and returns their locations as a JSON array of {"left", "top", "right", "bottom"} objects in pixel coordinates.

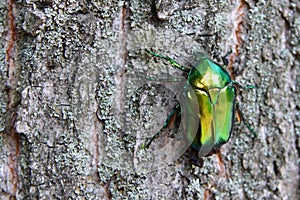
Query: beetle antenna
[{"left": 146, "top": 50, "right": 190, "bottom": 73}]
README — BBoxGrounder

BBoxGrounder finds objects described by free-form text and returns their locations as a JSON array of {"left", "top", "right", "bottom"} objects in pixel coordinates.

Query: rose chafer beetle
[{"left": 144, "top": 50, "right": 255, "bottom": 157}]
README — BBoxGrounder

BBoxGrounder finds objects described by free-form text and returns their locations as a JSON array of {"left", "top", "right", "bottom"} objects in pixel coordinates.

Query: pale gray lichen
[
  {"left": 0, "top": 3, "right": 7, "bottom": 134},
  {"left": 2, "top": 0, "right": 298, "bottom": 199}
]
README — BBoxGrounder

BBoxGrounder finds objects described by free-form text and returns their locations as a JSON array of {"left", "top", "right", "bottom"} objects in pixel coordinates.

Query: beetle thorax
[{"left": 188, "top": 59, "right": 232, "bottom": 91}]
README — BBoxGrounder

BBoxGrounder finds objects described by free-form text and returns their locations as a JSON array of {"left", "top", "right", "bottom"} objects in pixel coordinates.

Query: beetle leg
[
  {"left": 143, "top": 103, "right": 181, "bottom": 149},
  {"left": 232, "top": 80, "right": 256, "bottom": 90},
  {"left": 235, "top": 102, "right": 257, "bottom": 137},
  {"left": 146, "top": 50, "right": 191, "bottom": 73},
  {"left": 233, "top": 81, "right": 257, "bottom": 136}
]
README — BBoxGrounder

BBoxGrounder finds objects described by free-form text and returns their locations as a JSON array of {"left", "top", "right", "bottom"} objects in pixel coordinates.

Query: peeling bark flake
[{"left": 5, "top": 0, "right": 20, "bottom": 198}]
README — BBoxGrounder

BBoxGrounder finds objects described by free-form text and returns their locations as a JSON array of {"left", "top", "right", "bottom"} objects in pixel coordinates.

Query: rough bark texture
[{"left": 0, "top": 0, "right": 299, "bottom": 199}]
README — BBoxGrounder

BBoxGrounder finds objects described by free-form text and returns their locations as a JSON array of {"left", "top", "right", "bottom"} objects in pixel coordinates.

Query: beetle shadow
[{"left": 119, "top": 65, "right": 203, "bottom": 173}]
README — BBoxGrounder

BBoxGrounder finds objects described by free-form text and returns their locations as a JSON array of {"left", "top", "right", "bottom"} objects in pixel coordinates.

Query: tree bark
[{"left": 0, "top": 0, "right": 299, "bottom": 199}]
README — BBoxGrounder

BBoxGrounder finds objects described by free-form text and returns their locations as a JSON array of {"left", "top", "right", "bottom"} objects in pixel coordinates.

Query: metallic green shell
[
  {"left": 145, "top": 51, "right": 239, "bottom": 156},
  {"left": 185, "top": 57, "right": 236, "bottom": 155}
]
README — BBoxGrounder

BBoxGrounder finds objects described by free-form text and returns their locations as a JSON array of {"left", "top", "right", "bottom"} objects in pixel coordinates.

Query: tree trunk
[{"left": 0, "top": 0, "right": 299, "bottom": 199}]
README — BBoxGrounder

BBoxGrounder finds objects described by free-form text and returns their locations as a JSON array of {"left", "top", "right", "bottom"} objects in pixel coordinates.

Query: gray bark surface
[{"left": 0, "top": 0, "right": 299, "bottom": 199}]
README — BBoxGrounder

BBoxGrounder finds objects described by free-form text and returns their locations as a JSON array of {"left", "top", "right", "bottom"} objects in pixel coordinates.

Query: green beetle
[{"left": 143, "top": 50, "right": 255, "bottom": 157}]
